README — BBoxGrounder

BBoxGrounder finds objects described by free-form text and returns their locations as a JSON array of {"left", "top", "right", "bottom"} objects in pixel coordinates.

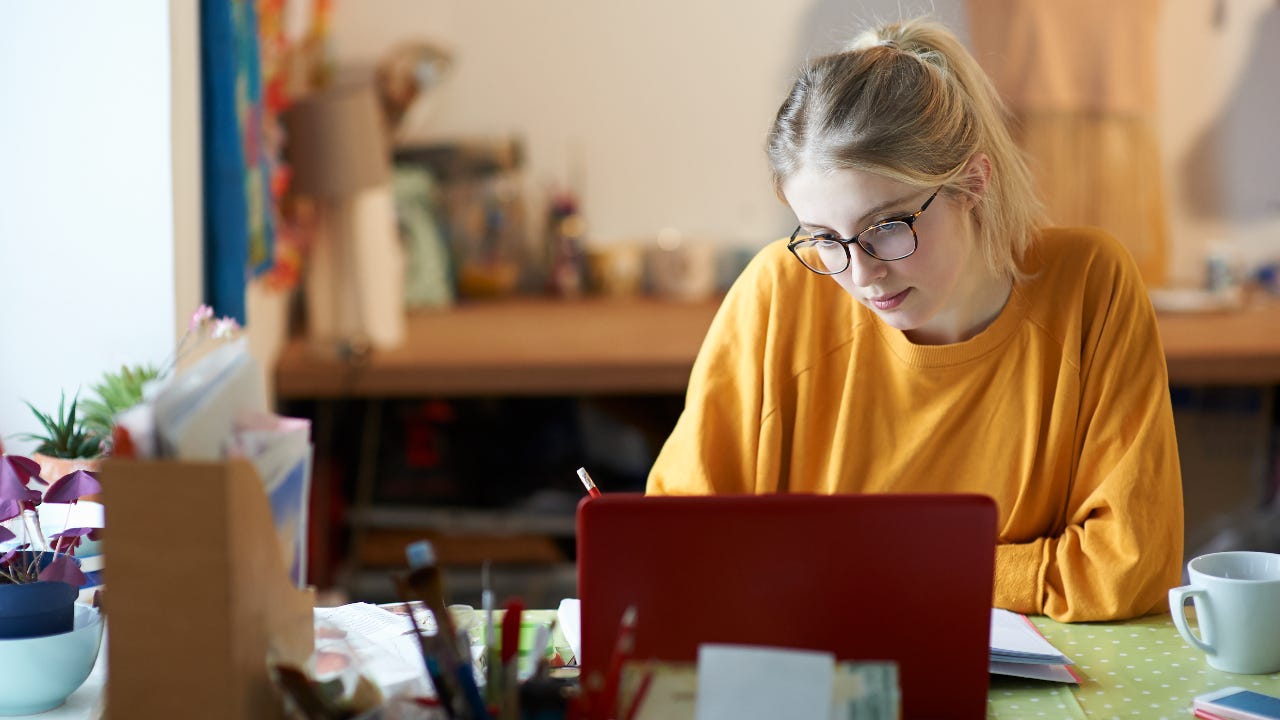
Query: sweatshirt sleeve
[
  {"left": 996, "top": 235, "right": 1184, "bottom": 622},
  {"left": 646, "top": 247, "right": 781, "bottom": 496}
]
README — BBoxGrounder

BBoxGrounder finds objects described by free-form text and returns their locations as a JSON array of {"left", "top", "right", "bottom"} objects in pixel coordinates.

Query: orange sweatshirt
[{"left": 647, "top": 227, "right": 1183, "bottom": 622}]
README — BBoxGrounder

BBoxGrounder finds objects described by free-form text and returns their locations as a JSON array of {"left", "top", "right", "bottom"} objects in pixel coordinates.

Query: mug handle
[{"left": 1169, "top": 585, "right": 1215, "bottom": 655}]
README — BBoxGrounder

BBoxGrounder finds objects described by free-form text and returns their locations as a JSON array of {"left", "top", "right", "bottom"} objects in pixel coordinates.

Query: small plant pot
[
  {"left": 0, "top": 581, "right": 78, "bottom": 639},
  {"left": 0, "top": 552, "right": 80, "bottom": 639}
]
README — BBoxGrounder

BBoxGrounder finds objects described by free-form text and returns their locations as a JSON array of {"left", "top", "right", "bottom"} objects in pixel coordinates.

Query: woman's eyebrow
[{"left": 799, "top": 190, "right": 919, "bottom": 234}]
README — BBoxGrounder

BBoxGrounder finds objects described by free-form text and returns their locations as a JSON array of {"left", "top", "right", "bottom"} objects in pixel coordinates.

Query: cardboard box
[{"left": 101, "top": 459, "right": 315, "bottom": 719}]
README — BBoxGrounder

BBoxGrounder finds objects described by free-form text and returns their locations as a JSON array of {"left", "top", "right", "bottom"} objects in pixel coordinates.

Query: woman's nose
[{"left": 845, "top": 245, "right": 888, "bottom": 287}]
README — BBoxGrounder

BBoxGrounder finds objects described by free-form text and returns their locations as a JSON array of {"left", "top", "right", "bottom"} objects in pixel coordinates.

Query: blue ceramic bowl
[{"left": 0, "top": 604, "right": 103, "bottom": 716}]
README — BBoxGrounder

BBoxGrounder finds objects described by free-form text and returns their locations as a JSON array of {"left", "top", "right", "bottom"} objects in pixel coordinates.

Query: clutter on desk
[{"left": 278, "top": 541, "right": 573, "bottom": 720}]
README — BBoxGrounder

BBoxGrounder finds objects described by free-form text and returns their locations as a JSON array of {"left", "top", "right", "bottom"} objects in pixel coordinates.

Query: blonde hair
[{"left": 766, "top": 18, "right": 1044, "bottom": 279}]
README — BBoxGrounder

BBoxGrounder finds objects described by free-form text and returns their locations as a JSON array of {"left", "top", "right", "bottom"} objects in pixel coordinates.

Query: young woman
[{"left": 646, "top": 18, "right": 1183, "bottom": 622}]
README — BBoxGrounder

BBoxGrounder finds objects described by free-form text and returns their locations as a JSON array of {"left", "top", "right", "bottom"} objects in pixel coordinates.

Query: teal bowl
[{"left": 0, "top": 604, "right": 103, "bottom": 715}]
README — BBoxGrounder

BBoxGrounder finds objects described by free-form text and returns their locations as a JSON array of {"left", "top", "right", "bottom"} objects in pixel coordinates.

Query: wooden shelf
[
  {"left": 276, "top": 296, "right": 1280, "bottom": 399},
  {"left": 276, "top": 297, "right": 723, "bottom": 398},
  {"left": 1156, "top": 302, "right": 1280, "bottom": 385}
]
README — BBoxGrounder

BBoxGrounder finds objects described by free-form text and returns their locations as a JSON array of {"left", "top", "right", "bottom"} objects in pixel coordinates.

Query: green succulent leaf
[
  {"left": 82, "top": 364, "right": 161, "bottom": 438},
  {"left": 19, "top": 390, "right": 102, "bottom": 460}
]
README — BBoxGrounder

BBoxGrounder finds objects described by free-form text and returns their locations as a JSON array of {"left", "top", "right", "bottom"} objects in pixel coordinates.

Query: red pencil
[
  {"left": 577, "top": 467, "right": 602, "bottom": 499},
  {"left": 500, "top": 597, "right": 524, "bottom": 720},
  {"left": 601, "top": 605, "right": 637, "bottom": 718},
  {"left": 623, "top": 667, "right": 655, "bottom": 720}
]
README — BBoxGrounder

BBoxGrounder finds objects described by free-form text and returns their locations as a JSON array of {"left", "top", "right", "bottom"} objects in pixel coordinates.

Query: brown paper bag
[{"left": 101, "top": 458, "right": 315, "bottom": 720}]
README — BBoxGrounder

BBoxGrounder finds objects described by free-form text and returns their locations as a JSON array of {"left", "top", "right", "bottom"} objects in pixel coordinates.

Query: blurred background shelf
[{"left": 277, "top": 297, "right": 723, "bottom": 398}]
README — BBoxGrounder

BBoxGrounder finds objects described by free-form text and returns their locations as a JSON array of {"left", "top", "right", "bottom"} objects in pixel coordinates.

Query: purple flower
[
  {"left": 44, "top": 469, "right": 101, "bottom": 504},
  {"left": 38, "top": 554, "right": 86, "bottom": 587},
  {"left": 0, "top": 457, "right": 42, "bottom": 522},
  {"left": 5, "top": 455, "right": 44, "bottom": 485}
]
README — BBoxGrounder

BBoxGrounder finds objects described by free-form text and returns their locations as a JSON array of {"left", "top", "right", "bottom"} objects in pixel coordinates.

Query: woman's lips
[{"left": 869, "top": 288, "right": 910, "bottom": 310}]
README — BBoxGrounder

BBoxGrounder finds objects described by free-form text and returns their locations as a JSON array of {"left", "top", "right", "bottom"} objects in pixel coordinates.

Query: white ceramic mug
[
  {"left": 648, "top": 232, "right": 716, "bottom": 302},
  {"left": 1169, "top": 551, "right": 1280, "bottom": 674}
]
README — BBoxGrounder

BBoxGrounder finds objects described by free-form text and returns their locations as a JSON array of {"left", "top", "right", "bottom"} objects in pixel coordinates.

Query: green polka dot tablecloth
[{"left": 986, "top": 612, "right": 1280, "bottom": 719}]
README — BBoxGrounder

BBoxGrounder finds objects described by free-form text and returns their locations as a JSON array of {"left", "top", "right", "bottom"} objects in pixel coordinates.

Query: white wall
[
  {"left": 330, "top": 0, "right": 1278, "bottom": 283},
  {"left": 0, "top": 1, "right": 202, "bottom": 453},
  {"left": 330, "top": 0, "right": 815, "bottom": 247}
]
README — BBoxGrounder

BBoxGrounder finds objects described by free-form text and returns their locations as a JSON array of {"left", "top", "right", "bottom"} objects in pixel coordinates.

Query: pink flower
[
  {"left": 189, "top": 304, "right": 215, "bottom": 331},
  {"left": 211, "top": 317, "right": 241, "bottom": 339}
]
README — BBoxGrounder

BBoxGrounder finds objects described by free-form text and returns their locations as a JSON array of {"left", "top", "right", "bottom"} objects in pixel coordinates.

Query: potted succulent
[
  {"left": 19, "top": 390, "right": 104, "bottom": 489},
  {"left": 0, "top": 454, "right": 97, "bottom": 639},
  {"left": 81, "top": 363, "right": 161, "bottom": 455}
]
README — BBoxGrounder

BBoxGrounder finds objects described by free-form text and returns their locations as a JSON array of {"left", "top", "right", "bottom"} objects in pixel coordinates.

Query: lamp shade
[{"left": 284, "top": 81, "right": 391, "bottom": 199}]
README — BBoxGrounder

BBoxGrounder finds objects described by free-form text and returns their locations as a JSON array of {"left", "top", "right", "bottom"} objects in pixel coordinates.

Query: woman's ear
[{"left": 961, "top": 153, "right": 992, "bottom": 204}]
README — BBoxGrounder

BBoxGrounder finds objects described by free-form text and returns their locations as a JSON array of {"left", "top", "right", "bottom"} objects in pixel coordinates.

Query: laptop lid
[{"left": 576, "top": 493, "right": 997, "bottom": 719}]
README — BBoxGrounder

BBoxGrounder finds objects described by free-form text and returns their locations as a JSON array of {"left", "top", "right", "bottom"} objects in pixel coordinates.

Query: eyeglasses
[{"left": 787, "top": 188, "right": 941, "bottom": 275}]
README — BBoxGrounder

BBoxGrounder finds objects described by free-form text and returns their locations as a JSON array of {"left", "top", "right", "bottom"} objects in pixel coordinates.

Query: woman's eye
[{"left": 872, "top": 214, "right": 909, "bottom": 227}]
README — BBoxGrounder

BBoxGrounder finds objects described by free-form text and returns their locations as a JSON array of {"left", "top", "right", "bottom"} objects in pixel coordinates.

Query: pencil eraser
[{"left": 406, "top": 540, "right": 436, "bottom": 569}]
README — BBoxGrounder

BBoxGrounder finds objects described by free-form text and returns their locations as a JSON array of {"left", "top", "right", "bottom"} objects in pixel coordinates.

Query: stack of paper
[
  {"left": 115, "top": 337, "right": 315, "bottom": 587},
  {"left": 989, "top": 609, "right": 1078, "bottom": 683},
  {"left": 314, "top": 603, "right": 434, "bottom": 699}
]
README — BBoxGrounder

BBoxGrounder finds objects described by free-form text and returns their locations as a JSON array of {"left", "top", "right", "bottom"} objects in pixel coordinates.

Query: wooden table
[
  {"left": 989, "top": 612, "right": 1280, "bottom": 719},
  {"left": 276, "top": 297, "right": 1280, "bottom": 398}
]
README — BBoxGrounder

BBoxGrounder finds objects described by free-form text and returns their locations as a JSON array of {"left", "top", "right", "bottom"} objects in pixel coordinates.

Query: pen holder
[
  {"left": 485, "top": 619, "right": 555, "bottom": 677},
  {"left": 519, "top": 676, "right": 577, "bottom": 720}
]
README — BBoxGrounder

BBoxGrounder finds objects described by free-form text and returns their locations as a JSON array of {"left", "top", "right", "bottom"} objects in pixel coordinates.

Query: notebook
[{"left": 576, "top": 493, "right": 997, "bottom": 720}]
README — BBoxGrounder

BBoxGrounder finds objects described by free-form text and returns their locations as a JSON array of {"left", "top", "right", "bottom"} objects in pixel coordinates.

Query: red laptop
[{"left": 576, "top": 493, "right": 997, "bottom": 719}]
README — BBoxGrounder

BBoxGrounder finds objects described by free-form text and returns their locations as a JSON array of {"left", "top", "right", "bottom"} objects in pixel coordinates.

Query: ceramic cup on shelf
[
  {"left": 586, "top": 243, "right": 644, "bottom": 298},
  {"left": 1169, "top": 551, "right": 1280, "bottom": 674},
  {"left": 647, "top": 228, "right": 716, "bottom": 302}
]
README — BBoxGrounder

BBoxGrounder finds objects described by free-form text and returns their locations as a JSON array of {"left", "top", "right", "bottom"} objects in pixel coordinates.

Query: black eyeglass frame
[{"left": 786, "top": 187, "right": 942, "bottom": 275}]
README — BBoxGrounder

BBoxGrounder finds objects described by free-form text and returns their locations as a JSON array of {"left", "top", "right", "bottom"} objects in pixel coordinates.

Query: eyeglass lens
[{"left": 794, "top": 220, "right": 915, "bottom": 271}]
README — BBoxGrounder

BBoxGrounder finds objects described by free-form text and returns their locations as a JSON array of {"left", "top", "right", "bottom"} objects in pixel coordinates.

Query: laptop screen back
[{"left": 576, "top": 492, "right": 997, "bottom": 719}]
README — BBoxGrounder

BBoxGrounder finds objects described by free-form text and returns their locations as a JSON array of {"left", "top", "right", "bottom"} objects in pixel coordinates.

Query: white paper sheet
[
  {"left": 695, "top": 644, "right": 834, "bottom": 720},
  {"left": 990, "top": 608, "right": 1072, "bottom": 664},
  {"left": 557, "top": 598, "right": 582, "bottom": 664}
]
